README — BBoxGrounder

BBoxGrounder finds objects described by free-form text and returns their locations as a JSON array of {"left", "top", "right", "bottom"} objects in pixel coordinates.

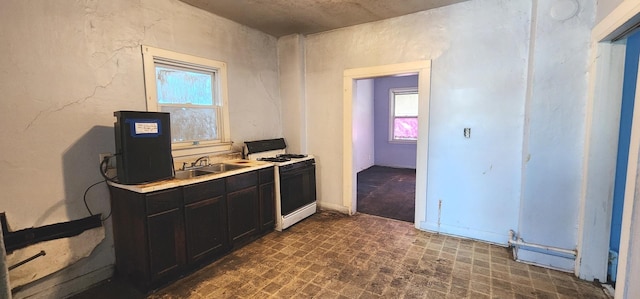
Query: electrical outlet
[{"left": 464, "top": 128, "right": 471, "bottom": 138}]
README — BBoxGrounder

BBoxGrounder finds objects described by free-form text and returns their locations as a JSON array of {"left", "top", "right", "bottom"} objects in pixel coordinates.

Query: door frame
[
  {"left": 342, "top": 61, "right": 431, "bottom": 228},
  {"left": 579, "top": 2, "right": 640, "bottom": 296}
]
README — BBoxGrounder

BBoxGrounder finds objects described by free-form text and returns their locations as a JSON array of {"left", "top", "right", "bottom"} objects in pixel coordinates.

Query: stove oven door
[{"left": 279, "top": 162, "right": 316, "bottom": 216}]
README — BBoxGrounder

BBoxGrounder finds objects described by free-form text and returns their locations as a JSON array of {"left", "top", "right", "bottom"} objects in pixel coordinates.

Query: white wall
[
  {"left": 0, "top": 0, "right": 280, "bottom": 297},
  {"left": 278, "top": 34, "right": 307, "bottom": 154},
  {"left": 353, "top": 79, "right": 375, "bottom": 172},
  {"left": 518, "top": 0, "right": 596, "bottom": 271},
  {"left": 305, "top": 0, "right": 529, "bottom": 243},
  {"left": 301, "top": 0, "right": 596, "bottom": 271}
]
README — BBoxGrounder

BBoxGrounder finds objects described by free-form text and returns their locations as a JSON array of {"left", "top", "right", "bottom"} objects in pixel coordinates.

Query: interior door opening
[
  {"left": 353, "top": 75, "right": 419, "bottom": 222},
  {"left": 609, "top": 29, "right": 640, "bottom": 286},
  {"left": 342, "top": 61, "right": 431, "bottom": 229}
]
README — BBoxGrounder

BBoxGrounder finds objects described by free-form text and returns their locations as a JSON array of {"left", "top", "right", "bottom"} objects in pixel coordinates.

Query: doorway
[
  {"left": 354, "top": 75, "right": 419, "bottom": 222},
  {"left": 580, "top": 3, "right": 640, "bottom": 296},
  {"left": 342, "top": 61, "right": 432, "bottom": 229},
  {"left": 609, "top": 29, "right": 640, "bottom": 285}
]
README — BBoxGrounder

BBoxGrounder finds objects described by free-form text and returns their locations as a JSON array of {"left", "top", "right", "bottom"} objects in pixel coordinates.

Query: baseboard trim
[
  {"left": 317, "top": 202, "right": 350, "bottom": 214},
  {"left": 419, "top": 221, "right": 509, "bottom": 246}
]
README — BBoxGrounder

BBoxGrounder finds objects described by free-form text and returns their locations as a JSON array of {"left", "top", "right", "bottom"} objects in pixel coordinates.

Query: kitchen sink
[
  {"left": 174, "top": 169, "right": 216, "bottom": 179},
  {"left": 174, "top": 163, "right": 249, "bottom": 180},
  {"left": 199, "top": 163, "right": 248, "bottom": 173}
]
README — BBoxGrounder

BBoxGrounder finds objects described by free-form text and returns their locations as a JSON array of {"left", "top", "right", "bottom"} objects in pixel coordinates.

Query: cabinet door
[
  {"left": 184, "top": 196, "right": 228, "bottom": 265},
  {"left": 147, "top": 207, "right": 185, "bottom": 282},
  {"left": 259, "top": 182, "right": 275, "bottom": 232},
  {"left": 227, "top": 187, "right": 259, "bottom": 246}
]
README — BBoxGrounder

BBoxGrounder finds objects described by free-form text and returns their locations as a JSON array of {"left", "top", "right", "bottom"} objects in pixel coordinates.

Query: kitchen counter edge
[{"left": 107, "top": 159, "right": 273, "bottom": 194}]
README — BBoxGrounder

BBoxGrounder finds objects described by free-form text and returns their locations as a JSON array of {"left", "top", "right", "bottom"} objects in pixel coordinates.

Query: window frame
[
  {"left": 141, "top": 45, "right": 231, "bottom": 157},
  {"left": 388, "top": 87, "right": 419, "bottom": 144}
]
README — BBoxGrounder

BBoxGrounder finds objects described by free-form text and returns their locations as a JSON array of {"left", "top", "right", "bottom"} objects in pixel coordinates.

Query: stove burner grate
[
  {"left": 277, "top": 154, "right": 307, "bottom": 159},
  {"left": 258, "top": 157, "right": 290, "bottom": 162}
]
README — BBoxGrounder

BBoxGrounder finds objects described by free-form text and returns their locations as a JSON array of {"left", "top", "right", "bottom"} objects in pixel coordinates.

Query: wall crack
[{"left": 24, "top": 72, "right": 119, "bottom": 132}]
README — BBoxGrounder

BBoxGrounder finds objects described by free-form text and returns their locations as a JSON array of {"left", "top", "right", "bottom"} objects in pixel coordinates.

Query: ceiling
[{"left": 179, "top": 0, "right": 469, "bottom": 37}]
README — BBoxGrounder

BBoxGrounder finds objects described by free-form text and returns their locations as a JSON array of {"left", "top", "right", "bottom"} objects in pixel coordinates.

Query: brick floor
[
  {"left": 153, "top": 211, "right": 610, "bottom": 298},
  {"left": 74, "top": 211, "right": 611, "bottom": 298}
]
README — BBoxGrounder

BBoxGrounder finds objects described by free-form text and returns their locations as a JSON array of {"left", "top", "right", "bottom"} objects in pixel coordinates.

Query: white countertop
[{"left": 108, "top": 159, "right": 273, "bottom": 193}]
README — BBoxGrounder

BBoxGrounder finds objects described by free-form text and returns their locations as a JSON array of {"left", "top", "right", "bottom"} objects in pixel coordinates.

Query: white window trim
[
  {"left": 388, "top": 87, "right": 419, "bottom": 144},
  {"left": 141, "top": 45, "right": 232, "bottom": 158}
]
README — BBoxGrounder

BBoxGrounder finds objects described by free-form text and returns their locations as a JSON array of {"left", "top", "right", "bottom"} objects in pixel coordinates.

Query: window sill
[{"left": 388, "top": 140, "right": 417, "bottom": 145}]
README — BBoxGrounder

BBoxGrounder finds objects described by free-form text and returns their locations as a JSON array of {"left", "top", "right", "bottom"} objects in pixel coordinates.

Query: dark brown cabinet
[
  {"left": 183, "top": 178, "right": 228, "bottom": 265},
  {"left": 110, "top": 187, "right": 185, "bottom": 290},
  {"left": 227, "top": 188, "right": 259, "bottom": 246},
  {"left": 109, "top": 167, "right": 274, "bottom": 292},
  {"left": 147, "top": 207, "right": 185, "bottom": 281},
  {"left": 226, "top": 171, "right": 259, "bottom": 248}
]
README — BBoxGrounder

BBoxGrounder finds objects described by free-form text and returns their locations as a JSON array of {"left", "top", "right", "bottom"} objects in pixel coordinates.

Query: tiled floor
[{"left": 74, "top": 211, "right": 611, "bottom": 299}]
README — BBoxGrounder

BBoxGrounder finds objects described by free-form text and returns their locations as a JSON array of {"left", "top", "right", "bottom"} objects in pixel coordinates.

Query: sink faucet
[
  {"left": 181, "top": 156, "right": 210, "bottom": 170},
  {"left": 193, "top": 156, "right": 209, "bottom": 167}
]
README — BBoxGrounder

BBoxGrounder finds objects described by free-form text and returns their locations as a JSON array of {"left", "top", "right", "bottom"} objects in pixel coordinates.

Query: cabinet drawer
[
  {"left": 259, "top": 167, "right": 274, "bottom": 183},
  {"left": 146, "top": 188, "right": 182, "bottom": 215},
  {"left": 226, "top": 171, "right": 258, "bottom": 193},
  {"left": 183, "top": 178, "right": 225, "bottom": 204}
]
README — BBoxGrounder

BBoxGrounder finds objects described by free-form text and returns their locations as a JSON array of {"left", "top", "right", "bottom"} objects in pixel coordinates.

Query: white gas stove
[{"left": 244, "top": 138, "right": 317, "bottom": 231}]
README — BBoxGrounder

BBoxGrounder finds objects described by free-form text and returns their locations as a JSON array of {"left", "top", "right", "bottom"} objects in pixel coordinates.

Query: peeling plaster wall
[
  {"left": 302, "top": 0, "right": 595, "bottom": 271},
  {"left": 0, "top": 0, "right": 279, "bottom": 297}
]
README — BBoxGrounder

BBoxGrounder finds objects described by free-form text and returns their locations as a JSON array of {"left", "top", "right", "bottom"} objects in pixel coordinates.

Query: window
[
  {"left": 142, "top": 46, "right": 231, "bottom": 156},
  {"left": 389, "top": 88, "right": 419, "bottom": 142}
]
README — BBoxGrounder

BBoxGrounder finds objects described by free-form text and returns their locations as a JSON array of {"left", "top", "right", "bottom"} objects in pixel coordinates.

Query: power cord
[
  {"left": 82, "top": 154, "right": 120, "bottom": 222},
  {"left": 83, "top": 180, "right": 112, "bottom": 221},
  {"left": 100, "top": 154, "right": 119, "bottom": 183}
]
